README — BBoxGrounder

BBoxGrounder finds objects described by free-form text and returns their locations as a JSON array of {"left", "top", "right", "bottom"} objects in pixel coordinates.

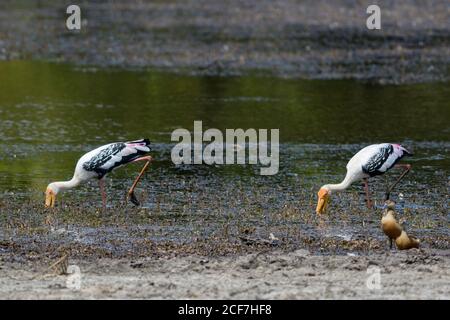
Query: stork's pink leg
[
  {"left": 363, "top": 178, "right": 373, "bottom": 209},
  {"left": 127, "top": 156, "right": 153, "bottom": 206},
  {"left": 385, "top": 163, "right": 412, "bottom": 200},
  {"left": 98, "top": 179, "right": 107, "bottom": 210}
]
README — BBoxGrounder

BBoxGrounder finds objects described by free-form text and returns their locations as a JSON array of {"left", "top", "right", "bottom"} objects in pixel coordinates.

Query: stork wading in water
[
  {"left": 316, "top": 143, "right": 412, "bottom": 214},
  {"left": 45, "top": 139, "right": 152, "bottom": 209}
]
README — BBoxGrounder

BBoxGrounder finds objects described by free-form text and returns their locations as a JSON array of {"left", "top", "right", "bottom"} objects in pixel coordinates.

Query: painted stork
[
  {"left": 45, "top": 139, "right": 152, "bottom": 208},
  {"left": 316, "top": 143, "right": 412, "bottom": 214}
]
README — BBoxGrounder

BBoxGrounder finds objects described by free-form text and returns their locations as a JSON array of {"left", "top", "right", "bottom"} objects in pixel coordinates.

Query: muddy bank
[
  {"left": 0, "top": 197, "right": 448, "bottom": 299},
  {"left": 1, "top": 193, "right": 448, "bottom": 258},
  {"left": 0, "top": 249, "right": 448, "bottom": 299},
  {"left": 0, "top": 0, "right": 449, "bottom": 84}
]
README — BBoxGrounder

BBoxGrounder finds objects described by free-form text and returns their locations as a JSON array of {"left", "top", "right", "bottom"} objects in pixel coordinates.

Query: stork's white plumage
[
  {"left": 316, "top": 143, "right": 412, "bottom": 214},
  {"left": 45, "top": 139, "right": 152, "bottom": 208}
]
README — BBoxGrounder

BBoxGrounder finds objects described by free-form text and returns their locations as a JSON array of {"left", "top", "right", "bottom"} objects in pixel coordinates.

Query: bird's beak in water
[
  {"left": 316, "top": 188, "right": 329, "bottom": 214},
  {"left": 45, "top": 189, "right": 56, "bottom": 207}
]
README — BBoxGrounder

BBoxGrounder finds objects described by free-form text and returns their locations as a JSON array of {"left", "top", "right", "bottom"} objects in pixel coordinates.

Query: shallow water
[{"left": 0, "top": 61, "right": 448, "bottom": 254}]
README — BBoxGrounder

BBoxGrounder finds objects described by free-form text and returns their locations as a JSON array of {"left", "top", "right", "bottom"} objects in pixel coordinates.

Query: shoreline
[
  {"left": 1, "top": 249, "right": 448, "bottom": 299},
  {"left": 0, "top": 0, "right": 449, "bottom": 84}
]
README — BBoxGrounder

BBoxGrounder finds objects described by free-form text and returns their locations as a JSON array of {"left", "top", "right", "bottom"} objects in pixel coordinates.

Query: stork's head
[
  {"left": 45, "top": 183, "right": 59, "bottom": 208},
  {"left": 316, "top": 186, "right": 330, "bottom": 214}
]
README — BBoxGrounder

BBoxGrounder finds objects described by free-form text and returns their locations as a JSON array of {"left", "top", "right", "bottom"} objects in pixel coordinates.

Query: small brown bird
[
  {"left": 396, "top": 230, "right": 420, "bottom": 250},
  {"left": 381, "top": 200, "right": 402, "bottom": 249}
]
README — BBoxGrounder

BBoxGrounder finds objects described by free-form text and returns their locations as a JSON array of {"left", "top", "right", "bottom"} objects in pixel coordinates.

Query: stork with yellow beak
[
  {"left": 316, "top": 143, "right": 412, "bottom": 214},
  {"left": 45, "top": 139, "right": 152, "bottom": 209}
]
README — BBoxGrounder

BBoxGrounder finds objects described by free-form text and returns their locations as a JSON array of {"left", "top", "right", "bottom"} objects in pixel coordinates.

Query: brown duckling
[
  {"left": 381, "top": 200, "right": 402, "bottom": 249},
  {"left": 395, "top": 230, "right": 420, "bottom": 250}
]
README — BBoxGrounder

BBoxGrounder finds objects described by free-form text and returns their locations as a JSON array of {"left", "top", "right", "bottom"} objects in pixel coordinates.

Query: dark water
[{"left": 0, "top": 61, "right": 448, "bottom": 253}]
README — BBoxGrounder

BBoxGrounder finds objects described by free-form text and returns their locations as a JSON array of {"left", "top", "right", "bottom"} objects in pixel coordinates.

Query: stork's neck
[
  {"left": 323, "top": 173, "right": 355, "bottom": 192},
  {"left": 52, "top": 177, "right": 81, "bottom": 192}
]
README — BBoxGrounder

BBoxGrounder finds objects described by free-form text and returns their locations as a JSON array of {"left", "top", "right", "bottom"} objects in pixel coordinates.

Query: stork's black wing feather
[
  {"left": 82, "top": 143, "right": 127, "bottom": 177},
  {"left": 362, "top": 144, "right": 394, "bottom": 177},
  {"left": 82, "top": 139, "right": 151, "bottom": 179}
]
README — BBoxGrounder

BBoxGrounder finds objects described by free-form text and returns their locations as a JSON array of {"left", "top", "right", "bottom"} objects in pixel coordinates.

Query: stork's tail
[
  {"left": 401, "top": 146, "right": 413, "bottom": 156},
  {"left": 394, "top": 144, "right": 413, "bottom": 157},
  {"left": 125, "top": 138, "right": 151, "bottom": 152}
]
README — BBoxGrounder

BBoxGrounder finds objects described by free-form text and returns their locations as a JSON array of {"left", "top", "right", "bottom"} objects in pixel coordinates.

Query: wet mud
[{"left": 0, "top": 0, "right": 449, "bottom": 84}]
